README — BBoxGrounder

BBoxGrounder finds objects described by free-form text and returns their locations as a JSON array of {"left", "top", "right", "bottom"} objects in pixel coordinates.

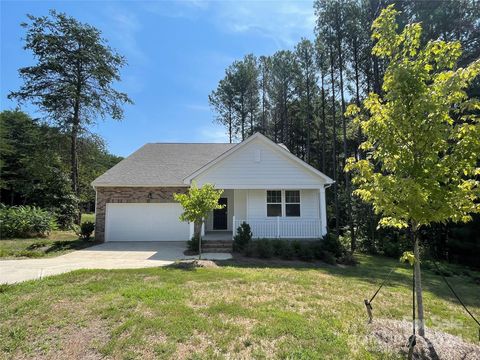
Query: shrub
[
  {"left": 0, "top": 205, "right": 57, "bottom": 238},
  {"left": 298, "top": 242, "right": 314, "bottom": 262},
  {"left": 337, "top": 252, "right": 357, "bottom": 266},
  {"left": 321, "top": 250, "right": 337, "bottom": 265},
  {"left": 256, "top": 239, "right": 273, "bottom": 258},
  {"left": 243, "top": 242, "right": 255, "bottom": 257},
  {"left": 291, "top": 240, "right": 302, "bottom": 256},
  {"left": 233, "top": 222, "right": 252, "bottom": 252},
  {"left": 187, "top": 235, "right": 200, "bottom": 252},
  {"left": 271, "top": 239, "right": 285, "bottom": 256},
  {"left": 321, "top": 233, "right": 345, "bottom": 258},
  {"left": 79, "top": 221, "right": 95, "bottom": 241}
]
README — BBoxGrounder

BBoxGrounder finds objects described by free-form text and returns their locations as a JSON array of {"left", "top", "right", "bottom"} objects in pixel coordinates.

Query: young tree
[
  {"left": 174, "top": 183, "right": 224, "bottom": 259},
  {"left": 346, "top": 5, "right": 480, "bottom": 337},
  {"left": 8, "top": 10, "right": 132, "bottom": 205}
]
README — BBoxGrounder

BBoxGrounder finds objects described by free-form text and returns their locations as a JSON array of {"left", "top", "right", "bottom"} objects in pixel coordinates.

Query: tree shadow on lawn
[
  {"left": 42, "top": 239, "right": 100, "bottom": 253},
  {"left": 212, "top": 254, "right": 480, "bottom": 309}
]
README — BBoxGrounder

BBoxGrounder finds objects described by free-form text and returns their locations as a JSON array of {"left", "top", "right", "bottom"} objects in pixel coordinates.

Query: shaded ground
[
  {"left": 1, "top": 254, "right": 479, "bottom": 359},
  {"left": 0, "top": 230, "right": 96, "bottom": 259}
]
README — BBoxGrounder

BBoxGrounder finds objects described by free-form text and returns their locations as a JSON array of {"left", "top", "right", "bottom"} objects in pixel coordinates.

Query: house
[{"left": 92, "top": 133, "right": 334, "bottom": 242}]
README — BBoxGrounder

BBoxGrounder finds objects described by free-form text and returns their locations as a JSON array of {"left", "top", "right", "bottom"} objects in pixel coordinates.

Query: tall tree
[
  {"left": 209, "top": 71, "right": 236, "bottom": 143},
  {"left": 346, "top": 5, "right": 480, "bottom": 336},
  {"left": 258, "top": 56, "right": 272, "bottom": 134},
  {"left": 9, "top": 10, "right": 132, "bottom": 207},
  {"left": 295, "top": 39, "right": 317, "bottom": 162}
]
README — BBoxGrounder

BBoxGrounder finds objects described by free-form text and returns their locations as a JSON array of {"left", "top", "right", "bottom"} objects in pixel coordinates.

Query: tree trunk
[
  {"left": 321, "top": 75, "right": 326, "bottom": 173},
  {"left": 194, "top": 221, "right": 203, "bottom": 260},
  {"left": 329, "top": 45, "right": 339, "bottom": 236},
  {"left": 413, "top": 227, "right": 425, "bottom": 337}
]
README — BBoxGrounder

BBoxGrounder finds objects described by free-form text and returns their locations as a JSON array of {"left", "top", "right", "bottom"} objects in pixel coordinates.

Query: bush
[
  {"left": 279, "top": 242, "right": 295, "bottom": 260},
  {"left": 243, "top": 242, "right": 256, "bottom": 257},
  {"left": 337, "top": 252, "right": 357, "bottom": 266},
  {"left": 321, "top": 233, "right": 345, "bottom": 258},
  {"left": 79, "top": 221, "right": 95, "bottom": 241},
  {"left": 321, "top": 250, "right": 337, "bottom": 265},
  {"left": 233, "top": 222, "right": 252, "bottom": 252},
  {"left": 187, "top": 235, "right": 200, "bottom": 252},
  {"left": 0, "top": 205, "right": 57, "bottom": 238},
  {"left": 256, "top": 239, "right": 273, "bottom": 258},
  {"left": 298, "top": 242, "right": 315, "bottom": 262}
]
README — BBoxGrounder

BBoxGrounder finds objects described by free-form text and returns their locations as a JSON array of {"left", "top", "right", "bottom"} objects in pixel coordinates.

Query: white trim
[
  {"left": 93, "top": 184, "right": 188, "bottom": 188},
  {"left": 200, "top": 184, "right": 327, "bottom": 190},
  {"left": 183, "top": 133, "right": 334, "bottom": 185}
]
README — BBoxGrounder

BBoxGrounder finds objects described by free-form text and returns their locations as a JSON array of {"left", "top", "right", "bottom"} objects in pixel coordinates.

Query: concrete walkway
[{"left": 0, "top": 242, "right": 232, "bottom": 284}]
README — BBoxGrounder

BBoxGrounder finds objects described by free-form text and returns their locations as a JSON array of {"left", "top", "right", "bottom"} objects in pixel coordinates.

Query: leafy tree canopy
[{"left": 346, "top": 4, "right": 480, "bottom": 231}]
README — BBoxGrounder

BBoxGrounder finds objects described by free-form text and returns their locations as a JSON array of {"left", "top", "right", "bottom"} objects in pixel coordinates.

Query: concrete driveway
[{"left": 0, "top": 242, "right": 232, "bottom": 284}]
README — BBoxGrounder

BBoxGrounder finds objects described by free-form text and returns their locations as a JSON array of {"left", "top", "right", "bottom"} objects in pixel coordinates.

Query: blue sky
[{"left": 1, "top": 0, "right": 315, "bottom": 156}]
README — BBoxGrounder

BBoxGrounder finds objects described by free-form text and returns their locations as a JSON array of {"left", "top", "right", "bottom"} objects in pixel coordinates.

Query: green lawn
[
  {"left": 0, "top": 213, "right": 96, "bottom": 259},
  {"left": 1, "top": 255, "right": 479, "bottom": 359},
  {"left": 0, "top": 230, "right": 95, "bottom": 259}
]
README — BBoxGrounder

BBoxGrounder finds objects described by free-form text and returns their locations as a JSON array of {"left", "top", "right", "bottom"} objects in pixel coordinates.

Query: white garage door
[{"left": 105, "top": 203, "right": 190, "bottom": 241}]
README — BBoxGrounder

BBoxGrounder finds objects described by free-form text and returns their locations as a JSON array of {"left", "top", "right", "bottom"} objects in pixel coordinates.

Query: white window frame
[
  {"left": 285, "top": 190, "right": 301, "bottom": 217},
  {"left": 265, "top": 190, "right": 301, "bottom": 218},
  {"left": 266, "top": 190, "right": 282, "bottom": 217}
]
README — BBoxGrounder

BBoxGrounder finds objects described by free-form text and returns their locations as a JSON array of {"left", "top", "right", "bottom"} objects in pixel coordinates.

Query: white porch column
[
  {"left": 319, "top": 186, "right": 327, "bottom": 236},
  {"left": 189, "top": 222, "right": 194, "bottom": 239}
]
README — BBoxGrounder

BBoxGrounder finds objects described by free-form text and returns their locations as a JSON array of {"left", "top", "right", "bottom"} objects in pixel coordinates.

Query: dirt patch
[
  {"left": 168, "top": 260, "right": 219, "bottom": 269},
  {"left": 368, "top": 319, "right": 480, "bottom": 359}
]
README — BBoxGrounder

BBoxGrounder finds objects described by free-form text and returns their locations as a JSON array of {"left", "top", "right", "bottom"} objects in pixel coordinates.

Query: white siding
[
  {"left": 244, "top": 189, "right": 319, "bottom": 220},
  {"left": 194, "top": 137, "right": 326, "bottom": 189},
  {"left": 234, "top": 189, "right": 247, "bottom": 219}
]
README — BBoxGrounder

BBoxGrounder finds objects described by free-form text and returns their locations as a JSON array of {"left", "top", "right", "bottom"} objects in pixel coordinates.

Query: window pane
[
  {"left": 285, "top": 190, "right": 300, "bottom": 203},
  {"left": 286, "top": 204, "right": 300, "bottom": 217},
  {"left": 267, "top": 204, "right": 282, "bottom": 217},
  {"left": 267, "top": 190, "right": 282, "bottom": 203}
]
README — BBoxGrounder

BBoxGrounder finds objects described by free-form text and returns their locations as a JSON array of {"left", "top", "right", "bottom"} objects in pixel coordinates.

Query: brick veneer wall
[{"left": 95, "top": 186, "right": 188, "bottom": 242}]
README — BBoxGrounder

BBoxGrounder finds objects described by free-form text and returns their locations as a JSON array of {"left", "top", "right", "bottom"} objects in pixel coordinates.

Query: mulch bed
[{"left": 368, "top": 318, "right": 480, "bottom": 359}]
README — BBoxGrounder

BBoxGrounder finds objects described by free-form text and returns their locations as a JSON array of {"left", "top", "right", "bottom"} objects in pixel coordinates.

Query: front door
[{"left": 213, "top": 198, "right": 228, "bottom": 230}]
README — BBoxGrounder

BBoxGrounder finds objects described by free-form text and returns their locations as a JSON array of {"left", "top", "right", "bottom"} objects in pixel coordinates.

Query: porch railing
[{"left": 232, "top": 216, "right": 322, "bottom": 239}]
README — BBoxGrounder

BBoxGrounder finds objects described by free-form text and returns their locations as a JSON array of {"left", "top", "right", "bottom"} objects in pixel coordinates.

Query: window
[
  {"left": 267, "top": 190, "right": 282, "bottom": 217},
  {"left": 285, "top": 190, "right": 300, "bottom": 217},
  {"left": 266, "top": 190, "right": 301, "bottom": 217}
]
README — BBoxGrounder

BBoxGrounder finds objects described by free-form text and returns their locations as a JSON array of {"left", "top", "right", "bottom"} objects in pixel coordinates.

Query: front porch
[{"left": 202, "top": 188, "right": 327, "bottom": 240}]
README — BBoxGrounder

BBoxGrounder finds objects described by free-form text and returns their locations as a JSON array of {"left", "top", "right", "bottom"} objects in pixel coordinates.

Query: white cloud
[
  {"left": 105, "top": 7, "right": 149, "bottom": 66},
  {"left": 143, "top": 0, "right": 315, "bottom": 48},
  {"left": 213, "top": 1, "right": 315, "bottom": 47},
  {"left": 196, "top": 126, "right": 229, "bottom": 143}
]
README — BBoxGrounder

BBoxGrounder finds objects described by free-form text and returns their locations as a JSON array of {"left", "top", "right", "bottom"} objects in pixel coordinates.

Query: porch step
[{"left": 202, "top": 240, "right": 233, "bottom": 252}]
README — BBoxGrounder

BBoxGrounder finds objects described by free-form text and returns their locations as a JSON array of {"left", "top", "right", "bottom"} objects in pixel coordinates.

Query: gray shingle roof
[{"left": 92, "top": 143, "right": 237, "bottom": 187}]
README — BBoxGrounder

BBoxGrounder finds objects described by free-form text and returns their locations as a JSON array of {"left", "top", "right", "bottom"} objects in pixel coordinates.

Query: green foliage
[
  {"left": 255, "top": 239, "right": 273, "bottom": 259},
  {"left": 321, "top": 233, "right": 345, "bottom": 258},
  {"left": 79, "top": 221, "right": 95, "bottom": 241},
  {"left": 400, "top": 251, "right": 415, "bottom": 266},
  {"left": 174, "top": 183, "right": 224, "bottom": 256},
  {"left": 0, "top": 205, "right": 57, "bottom": 238},
  {"left": 0, "top": 110, "right": 119, "bottom": 211},
  {"left": 233, "top": 222, "right": 252, "bottom": 252},
  {"left": 8, "top": 10, "right": 132, "bottom": 198},
  {"left": 346, "top": 5, "right": 480, "bottom": 231},
  {"left": 187, "top": 236, "right": 200, "bottom": 253}
]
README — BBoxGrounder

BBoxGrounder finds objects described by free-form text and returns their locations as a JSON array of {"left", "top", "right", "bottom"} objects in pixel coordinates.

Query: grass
[
  {"left": 0, "top": 254, "right": 479, "bottom": 359},
  {"left": 0, "top": 213, "right": 96, "bottom": 259}
]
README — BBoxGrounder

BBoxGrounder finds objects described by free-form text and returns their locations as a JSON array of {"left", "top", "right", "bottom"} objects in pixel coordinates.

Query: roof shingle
[{"left": 92, "top": 143, "right": 237, "bottom": 187}]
